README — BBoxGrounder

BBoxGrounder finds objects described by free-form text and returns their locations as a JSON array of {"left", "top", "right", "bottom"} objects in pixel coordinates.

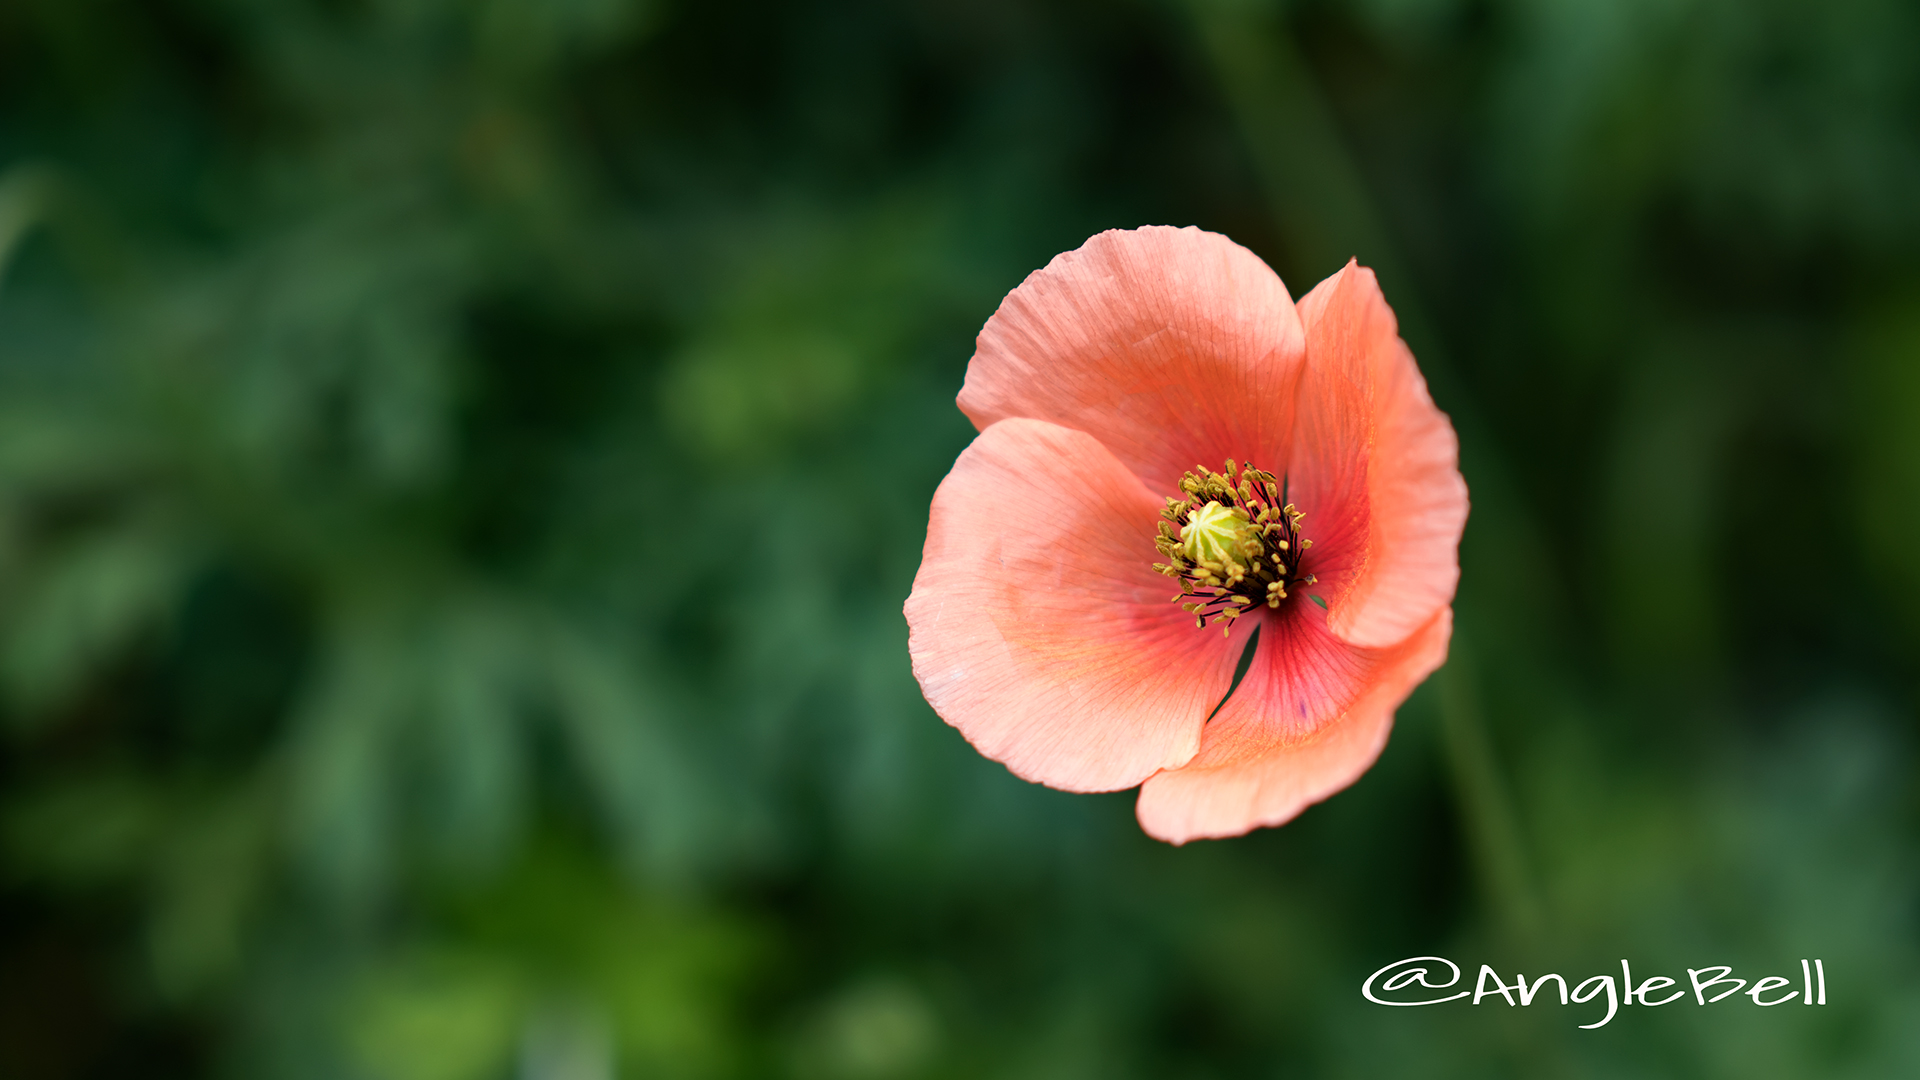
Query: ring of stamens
[{"left": 1152, "top": 460, "right": 1317, "bottom": 636}]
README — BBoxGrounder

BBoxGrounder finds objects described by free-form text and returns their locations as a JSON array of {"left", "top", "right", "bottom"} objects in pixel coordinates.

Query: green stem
[{"left": 1437, "top": 639, "right": 1544, "bottom": 944}]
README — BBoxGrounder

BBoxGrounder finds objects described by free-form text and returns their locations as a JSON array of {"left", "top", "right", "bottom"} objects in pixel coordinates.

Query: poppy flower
[{"left": 904, "top": 226, "right": 1467, "bottom": 843}]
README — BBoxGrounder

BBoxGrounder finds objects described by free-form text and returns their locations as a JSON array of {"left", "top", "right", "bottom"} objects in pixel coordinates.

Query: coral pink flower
[{"left": 904, "top": 226, "right": 1467, "bottom": 843}]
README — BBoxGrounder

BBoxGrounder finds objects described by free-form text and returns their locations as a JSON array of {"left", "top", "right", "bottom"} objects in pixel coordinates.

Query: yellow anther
[{"left": 1161, "top": 460, "right": 1315, "bottom": 632}]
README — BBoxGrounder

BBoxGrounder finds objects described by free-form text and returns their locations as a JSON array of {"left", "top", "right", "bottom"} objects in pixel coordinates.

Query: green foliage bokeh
[{"left": 0, "top": 0, "right": 1916, "bottom": 1077}]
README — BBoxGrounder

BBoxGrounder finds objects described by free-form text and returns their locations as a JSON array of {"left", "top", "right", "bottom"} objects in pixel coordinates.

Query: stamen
[{"left": 1155, "top": 460, "right": 1317, "bottom": 631}]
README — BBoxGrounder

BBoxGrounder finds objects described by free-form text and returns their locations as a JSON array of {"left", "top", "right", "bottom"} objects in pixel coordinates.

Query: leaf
[{"left": 2, "top": 524, "right": 195, "bottom": 718}]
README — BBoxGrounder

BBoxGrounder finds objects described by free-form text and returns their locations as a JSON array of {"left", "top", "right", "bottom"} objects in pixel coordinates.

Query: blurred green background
[{"left": 1, "top": 0, "right": 1917, "bottom": 1076}]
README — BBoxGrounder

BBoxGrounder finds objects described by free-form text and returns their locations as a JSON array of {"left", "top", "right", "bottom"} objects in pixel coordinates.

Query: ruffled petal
[
  {"left": 1134, "top": 605, "right": 1451, "bottom": 843},
  {"left": 1290, "top": 261, "right": 1467, "bottom": 649},
  {"left": 958, "top": 227, "right": 1307, "bottom": 496},
  {"left": 905, "top": 417, "right": 1250, "bottom": 792}
]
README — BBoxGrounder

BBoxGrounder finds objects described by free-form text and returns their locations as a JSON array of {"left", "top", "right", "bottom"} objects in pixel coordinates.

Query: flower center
[{"left": 1153, "top": 460, "right": 1316, "bottom": 634}]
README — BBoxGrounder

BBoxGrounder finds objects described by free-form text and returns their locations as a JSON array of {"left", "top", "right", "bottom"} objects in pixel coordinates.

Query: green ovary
[{"left": 1179, "top": 501, "right": 1254, "bottom": 566}]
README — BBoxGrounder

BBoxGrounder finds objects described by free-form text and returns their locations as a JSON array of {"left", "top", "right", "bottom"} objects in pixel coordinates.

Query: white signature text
[{"left": 1363, "top": 956, "right": 1828, "bottom": 1028}]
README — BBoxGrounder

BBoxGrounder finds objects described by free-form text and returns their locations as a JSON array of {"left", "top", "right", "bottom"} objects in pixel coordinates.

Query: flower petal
[
  {"left": 1290, "top": 261, "right": 1467, "bottom": 649},
  {"left": 959, "top": 226, "right": 1307, "bottom": 495},
  {"left": 1134, "top": 605, "right": 1452, "bottom": 843},
  {"left": 905, "top": 417, "right": 1249, "bottom": 792}
]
